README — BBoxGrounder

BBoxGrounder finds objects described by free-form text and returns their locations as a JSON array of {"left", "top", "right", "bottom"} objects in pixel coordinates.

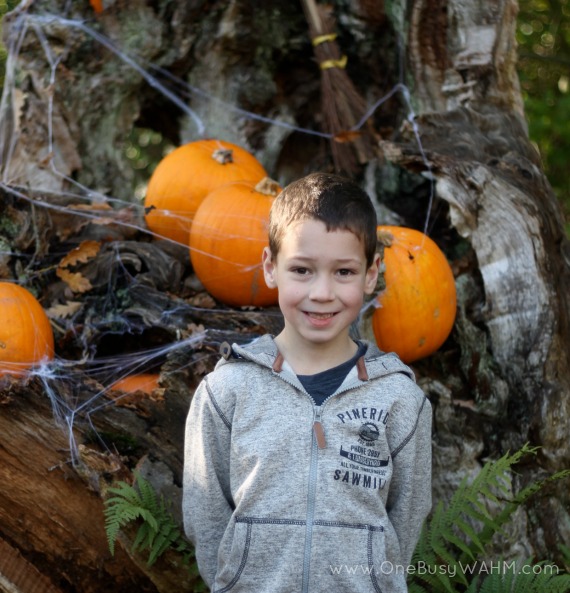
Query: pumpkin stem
[
  {"left": 255, "top": 177, "right": 281, "bottom": 196},
  {"left": 376, "top": 228, "right": 394, "bottom": 247},
  {"left": 212, "top": 148, "right": 234, "bottom": 164}
]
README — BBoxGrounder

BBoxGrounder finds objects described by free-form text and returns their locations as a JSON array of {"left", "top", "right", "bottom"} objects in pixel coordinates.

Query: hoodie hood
[{"left": 222, "top": 333, "right": 416, "bottom": 385}]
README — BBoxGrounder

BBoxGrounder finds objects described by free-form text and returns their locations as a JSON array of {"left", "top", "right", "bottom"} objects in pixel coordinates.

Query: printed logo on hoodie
[{"left": 333, "top": 407, "right": 391, "bottom": 490}]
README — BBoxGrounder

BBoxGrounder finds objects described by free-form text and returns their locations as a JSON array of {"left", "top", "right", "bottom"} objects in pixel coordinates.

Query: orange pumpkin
[
  {"left": 189, "top": 177, "right": 280, "bottom": 307},
  {"left": 371, "top": 226, "right": 456, "bottom": 363},
  {"left": 144, "top": 139, "right": 267, "bottom": 245},
  {"left": 110, "top": 373, "right": 160, "bottom": 394},
  {"left": 0, "top": 282, "right": 55, "bottom": 376}
]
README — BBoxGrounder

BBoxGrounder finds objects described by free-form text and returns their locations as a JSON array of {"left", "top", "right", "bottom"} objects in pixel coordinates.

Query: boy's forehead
[
  {"left": 283, "top": 216, "right": 359, "bottom": 237},
  {"left": 280, "top": 218, "right": 367, "bottom": 253}
]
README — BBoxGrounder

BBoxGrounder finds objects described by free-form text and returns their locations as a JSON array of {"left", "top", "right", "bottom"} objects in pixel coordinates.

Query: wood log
[
  {"left": 0, "top": 377, "right": 161, "bottom": 593},
  {"left": 0, "top": 536, "right": 64, "bottom": 593}
]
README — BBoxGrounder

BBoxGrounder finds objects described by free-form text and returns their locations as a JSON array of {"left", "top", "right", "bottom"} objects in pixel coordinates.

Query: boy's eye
[
  {"left": 292, "top": 267, "right": 309, "bottom": 275},
  {"left": 338, "top": 268, "right": 356, "bottom": 276}
]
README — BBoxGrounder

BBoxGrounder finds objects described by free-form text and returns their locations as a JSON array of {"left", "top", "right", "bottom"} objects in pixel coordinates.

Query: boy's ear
[
  {"left": 364, "top": 253, "right": 381, "bottom": 295},
  {"left": 262, "top": 247, "right": 277, "bottom": 289}
]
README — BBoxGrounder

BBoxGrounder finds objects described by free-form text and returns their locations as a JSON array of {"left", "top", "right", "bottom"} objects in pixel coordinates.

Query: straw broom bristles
[{"left": 301, "top": 0, "right": 376, "bottom": 174}]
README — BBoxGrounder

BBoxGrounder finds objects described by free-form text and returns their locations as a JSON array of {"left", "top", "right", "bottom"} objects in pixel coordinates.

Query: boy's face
[{"left": 262, "top": 218, "right": 379, "bottom": 354}]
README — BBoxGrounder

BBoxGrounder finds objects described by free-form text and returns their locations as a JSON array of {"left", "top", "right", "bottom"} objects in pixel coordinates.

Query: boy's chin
[{"left": 283, "top": 325, "right": 354, "bottom": 346}]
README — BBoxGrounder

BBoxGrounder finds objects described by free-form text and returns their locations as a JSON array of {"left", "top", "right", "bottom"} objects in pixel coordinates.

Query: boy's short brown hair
[{"left": 268, "top": 172, "right": 378, "bottom": 266}]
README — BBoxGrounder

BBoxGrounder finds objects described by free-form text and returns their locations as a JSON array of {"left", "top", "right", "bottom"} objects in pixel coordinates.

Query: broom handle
[{"left": 301, "top": 0, "right": 323, "bottom": 35}]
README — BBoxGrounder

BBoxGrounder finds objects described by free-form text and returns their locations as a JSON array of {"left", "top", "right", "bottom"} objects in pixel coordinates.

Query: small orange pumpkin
[
  {"left": 189, "top": 177, "right": 280, "bottom": 307},
  {"left": 0, "top": 282, "right": 55, "bottom": 376},
  {"left": 110, "top": 373, "right": 160, "bottom": 394},
  {"left": 371, "top": 226, "right": 457, "bottom": 363},
  {"left": 144, "top": 139, "right": 267, "bottom": 245}
]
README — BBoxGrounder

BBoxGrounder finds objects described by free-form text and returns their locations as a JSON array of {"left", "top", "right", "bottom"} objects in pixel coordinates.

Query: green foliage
[
  {"left": 104, "top": 471, "right": 192, "bottom": 567},
  {"left": 517, "top": 0, "right": 570, "bottom": 231},
  {"left": 463, "top": 561, "right": 570, "bottom": 593},
  {"left": 408, "top": 444, "right": 570, "bottom": 593},
  {"left": 560, "top": 544, "right": 570, "bottom": 570},
  {"left": 124, "top": 127, "right": 172, "bottom": 201}
]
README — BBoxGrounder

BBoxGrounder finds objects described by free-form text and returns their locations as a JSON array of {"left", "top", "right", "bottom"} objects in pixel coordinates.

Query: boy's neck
[{"left": 274, "top": 331, "right": 359, "bottom": 376}]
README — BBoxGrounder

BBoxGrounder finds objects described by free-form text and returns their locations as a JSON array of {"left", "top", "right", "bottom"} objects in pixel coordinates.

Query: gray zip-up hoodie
[{"left": 183, "top": 335, "right": 432, "bottom": 593}]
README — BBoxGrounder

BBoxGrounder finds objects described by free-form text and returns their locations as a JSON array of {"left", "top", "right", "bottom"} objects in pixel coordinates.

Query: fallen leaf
[
  {"left": 188, "top": 293, "right": 216, "bottom": 308},
  {"left": 58, "top": 240, "right": 101, "bottom": 269},
  {"left": 68, "top": 203, "right": 112, "bottom": 212},
  {"left": 46, "top": 301, "right": 83, "bottom": 319},
  {"left": 56, "top": 268, "right": 93, "bottom": 293},
  {"left": 333, "top": 130, "right": 362, "bottom": 143}
]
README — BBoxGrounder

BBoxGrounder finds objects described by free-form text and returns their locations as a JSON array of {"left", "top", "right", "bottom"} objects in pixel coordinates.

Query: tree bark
[
  {"left": 1, "top": 0, "right": 569, "bottom": 590},
  {"left": 388, "top": 0, "right": 570, "bottom": 559}
]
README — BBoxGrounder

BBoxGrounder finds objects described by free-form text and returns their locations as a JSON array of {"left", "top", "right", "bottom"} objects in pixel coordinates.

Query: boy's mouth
[{"left": 305, "top": 312, "right": 336, "bottom": 319}]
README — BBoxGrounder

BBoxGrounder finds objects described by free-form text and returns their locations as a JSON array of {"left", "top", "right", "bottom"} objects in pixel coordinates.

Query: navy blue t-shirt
[{"left": 297, "top": 342, "right": 368, "bottom": 406}]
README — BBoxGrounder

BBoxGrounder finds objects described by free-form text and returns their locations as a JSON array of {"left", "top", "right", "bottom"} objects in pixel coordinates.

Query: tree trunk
[
  {"left": 1, "top": 0, "right": 569, "bottom": 590},
  {"left": 387, "top": 0, "right": 570, "bottom": 560}
]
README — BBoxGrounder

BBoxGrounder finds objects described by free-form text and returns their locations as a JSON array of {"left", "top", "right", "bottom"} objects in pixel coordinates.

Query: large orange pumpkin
[
  {"left": 189, "top": 177, "right": 280, "bottom": 307},
  {"left": 0, "top": 282, "right": 55, "bottom": 376},
  {"left": 371, "top": 226, "right": 457, "bottom": 363},
  {"left": 144, "top": 139, "right": 267, "bottom": 245}
]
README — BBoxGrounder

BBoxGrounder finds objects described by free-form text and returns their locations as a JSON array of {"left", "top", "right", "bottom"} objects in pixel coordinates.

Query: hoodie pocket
[
  {"left": 310, "top": 521, "right": 403, "bottom": 593},
  {"left": 213, "top": 517, "right": 306, "bottom": 593}
]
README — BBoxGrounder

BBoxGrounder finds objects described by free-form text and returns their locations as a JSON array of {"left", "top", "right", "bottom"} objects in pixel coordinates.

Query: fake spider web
[{"left": 0, "top": 4, "right": 434, "bottom": 465}]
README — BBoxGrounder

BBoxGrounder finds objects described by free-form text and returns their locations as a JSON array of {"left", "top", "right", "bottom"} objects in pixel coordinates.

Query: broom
[{"left": 300, "top": 0, "right": 376, "bottom": 174}]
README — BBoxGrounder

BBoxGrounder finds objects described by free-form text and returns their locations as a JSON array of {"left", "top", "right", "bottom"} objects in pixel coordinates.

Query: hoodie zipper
[
  {"left": 301, "top": 406, "right": 321, "bottom": 593},
  {"left": 269, "top": 366, "right": 367, "bottom": 593},
  {"left": 265, "top": 370, "right": 323, "bottom": 593},
  {"left": 302, "top": 387, "right": 364, "bottom": 592}
]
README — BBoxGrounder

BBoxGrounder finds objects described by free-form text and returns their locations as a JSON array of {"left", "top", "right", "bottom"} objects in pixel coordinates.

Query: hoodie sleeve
[
  {"left": 183, "top": 374, "right": 234, "bottom": 588},
  {"left": 386, "top": 384, "right": 432, "bottom": 566}
]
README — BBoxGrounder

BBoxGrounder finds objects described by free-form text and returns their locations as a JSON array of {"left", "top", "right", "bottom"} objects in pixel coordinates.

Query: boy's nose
[{"left": 309, "top": 275, "right": 335, "bottom": 301}]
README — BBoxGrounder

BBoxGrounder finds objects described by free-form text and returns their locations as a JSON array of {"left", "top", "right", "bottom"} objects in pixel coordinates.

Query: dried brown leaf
[
  {"left": 68, "top": 203, "right": 112, "bottom": 211},
  {"left": 58, "top": 240, "right": 101, "bottom": 269},
  {"left": 188, "top": 293, "right": 216, "bottom": 308},
  {"left": 46, "top": 301, "right": 83, "bottom": 319},
  {"left": 332, "top": 130, "right": 362, "bottom": 143},
  {"left": 56, "top": 268, "right": 93, "bottom": 293}
]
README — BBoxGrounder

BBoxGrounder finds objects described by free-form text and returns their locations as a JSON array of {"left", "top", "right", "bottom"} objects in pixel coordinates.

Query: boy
[{"left": 183, "top": 172, "right": 432, "bottom": 592}]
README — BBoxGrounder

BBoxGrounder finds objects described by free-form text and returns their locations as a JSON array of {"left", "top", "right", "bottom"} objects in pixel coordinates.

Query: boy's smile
[{"left": 263, "top": 219, "right": 379, "bottom": 372}]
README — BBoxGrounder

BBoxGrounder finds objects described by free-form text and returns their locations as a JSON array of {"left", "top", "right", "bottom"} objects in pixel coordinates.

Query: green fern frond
[
  {"left": 469, "top": 561, "right": 570, "bottom": 593},
  {"left": 408, "top": 582, "right": 434, "bottom": 593},
  {"left": 103, "top": 471, "right": 192, "bottom": 567},
  {"left": 408, "top": 444, "right": 570, "bottom": 593},
  {"left": 104, "top": 486, "right": 158, "bottom": 556},
  {"left": 137, "top": 471, "right": 160, "bottom": 509},
  {"left": 465, "top": 567, "right": 516, "bottom": 593},
  {"left": 106, "top": 481, "right": 144, "bottom": 506},
  {"left": 559, "top": 544, "right": 570, "bottom": 572},
  {"left": 148, "top": 524, "right": 182, "bottom": 566}
]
